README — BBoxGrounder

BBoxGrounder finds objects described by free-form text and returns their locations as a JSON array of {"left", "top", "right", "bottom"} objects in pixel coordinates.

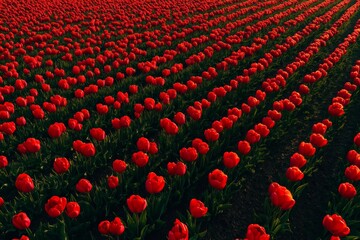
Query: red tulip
[
  {"left": 328, "top": 102, "right": 344, "bottom": 117},
  {"left": 23, "top": 137, "right": 41, "bottom": 153},
  {"left": 346, "top": 150, "right": 360, "bottom": 166},
  {"left": 79, "top": 142, "right": 96, "bottom": 157},
  {"left": 15, "top": 173, "right": 34, "bottom": 193},
  {"left": 204, "top": 128, "right": 220, "bottom": 142},
  {"left": 167, "top": 162, "right": 187, "bottom": 176},
  {"left": 146, "top": 172, "right": 165, "bottom": 194},
  {"left": 238, "top": 140, "right": 251, "bottom": 155},
  {"left": 286, "top": 167, "right": 304, "bottom": 181},
  {"left": 137, "top": 137, "right": 150, "bottom": 152},
  {"left": 107, "top": 175, "right": 119, "bottom": 189},
  {"left": 246, "top": 129, "right": 261, "bottom": 144},
  {"left": 354, "top": 133, "right": 360, "bottom": 146},
  {"left": 245, "top": 224, "right": 270, "bottom": 240},
  {"left": 254, "top": 123, "right": 270, "bottom": 137},
  {"left": 168, "top": 219, "right": 189, "bottom": 240},
  {"left": 65, "top": 202, "right": 80, "bottom": 218},
  {"left": 208, "top": 169, "right": 228, "bottom": 190},
  {"left": 126, "top": 195, "right": 147, "bottom": 213},
  {"left": 189, "top": 198, "right": 208, "bottom": 218},
  {"left": 0, "top": 155, "right": 8, "bottom": 168},
  {"left": 90, "top": 128, "right": 106, "bottom": 141},
  {"left": 223, "top": 151, "right": 240, "bottom": 168},
  {"left": 269, "top": 182, "right": 295, "bottom": 210},
  {"left": 44, "top": 196, "right": 67, "bottom": 218},
  {"left": 12, "top": 212, "right": 31, "bottom": 230},
  {"left": 48, "top": 122, "right": 66, "bottom": 138},
  {"left": 131, "top": 151, "right": 149, "bottom": 167},
  {"left": 298, "top": 142, "right": 316, "bottom": 157},
  {"left": 76, "top": 179, "right": 92, "bottom": 193},
  {"left": 98, "top": 220, "right": 110, "bottom": 234},
  {"left": 289, "top": 153, "right": 307, "bottom": 168},
  {"left": 310, "top": 133, "right": 328, "bottom": 147},
  {"left": 12, "top": 235, "right": 29, "bottom": 240},
  {"left": 149, "top": 142, "right": 158, "bottom": 154},
  {"left": 344, "top": 165, "right": 360, "bottom": 181},
  {"left": 312, "top": 122, "right": 327, "bottom": 135},
  {"left": 187, "top": 106, "right": 202, "bottom": 120},
  {"left": 338, "top": 182, "right": 356, "bottom": 198},
  {"left": 180, "top": 147, "right": 198, "bottom": 162},
  {"left": 323, "top": 214, "right": 350, "bottom": 237},
  {"left": 174, "top": 112, "right": 186, "bottom": 125},
  {"left": 109, "top": 217, "right": 125, "bottom": 235},
  {"left": 53, "top": 157, "right": 70, "bottom": 174},
  {"left": 113, "top": 159, "right": 127, "bottom": 173}
]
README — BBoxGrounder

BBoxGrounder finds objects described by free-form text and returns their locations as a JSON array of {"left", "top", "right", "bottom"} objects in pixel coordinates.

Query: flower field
[{"left": 1, "top": 0, "right": 360, "bottom": 239}]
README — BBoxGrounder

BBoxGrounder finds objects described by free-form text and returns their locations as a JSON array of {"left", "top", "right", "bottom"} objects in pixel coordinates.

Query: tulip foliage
[{"left": 0, "top": 0, "right": 360, "bottom": 239}]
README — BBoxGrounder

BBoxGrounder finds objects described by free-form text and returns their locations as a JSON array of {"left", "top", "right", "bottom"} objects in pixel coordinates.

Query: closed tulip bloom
[
  {"left": 338, "top": 182, "right": 356, "bottom": 198},
  {"left": 238, "top": 140, "right": 251, "bottom": 155},
  {"left": 44, "top": 196, "right": 67, "bottom": 218},
  {"left": 149, "top": 142, "right": 158, "bottom": 154},
  {"left": 65, "top": 202, "right": 80, "bottom": 218},
  {"left": 76, "top": 179, "right": 92, "bottom": 193},
  {"left": 312, "top": 122, "right": 327, "bottom": 135},
  {"left": 174, "top": 112, "right": 186, "bottom": 125},
  {"left": 180, "top": 147, "right": 198, "bottom": 162},
  {"left": 310, "top": 133, "right": 328, "bottom": 147},
  {"left": 204, "top": 128, "right": 220, "bottom": 142},
  {"left": 98, "top": 220, "right": 110, "bottom": 235},
  {"left": 286, "top": 167, "right": 304, "bottom": 181},
  {"left": 344, "top": 165, "right": 360, "bottom": 181},
  {"left": 289, "top": 153, "right": 307, "bottom": 168},
  {"left": 189, "top": 198, "right": 208, "bottom": 218},
  {"left": 15, "top": 173, "right": 34, "bottom": 193},
  {"left": 131, "top": 151, "right": 149, "bottom": 167},
  {"left": 109, "top": 217, "right": 125, "bottom": 235},
  {"left": 112, "top": 159, "right": 127, "bottom": 173},
  {"left": 90, "top": 128, "right": 106, "bottom": 141},
  {"left": 254, "top": 123, "right": 270, "bottom": 137},
  {"left": 145, "top": 172, "right": 165, "bottom": 194},
  {"left": 13, "top": 235, "right": 29, "bottom": 240},
  {"left": 48, "top": 122, "right": 66, "bottom": 138},
  {"left": 136, "top": 137, "right": 150, "bottom": 152},
  {"left": 223, "top": 151, "right": 240, "bottom": 168},
  {"left": 262, "top": 117, "right": 275, "bottom": 129},
  {"left": 322, "top": 214, "right": 350, "bottom": 237},
  {"left": 127, "top": 195, "right": 147, "bottom": 213},
  {"left": 0, "top": 155, "right": 8, "bottom": 168},
  {"left": 245, "top": 224, "right": 270, "bottom": 240},
  {"left": 53, "top": 157, "right": 70, "bottom": 174},
  {"left": 23, "top": 137, "right": 41, "bottom": 153},
  {"left": 12, "top": 212, "right": 31, "bottom": 230},
  {"left": 208, "top": 169, "right": 228, "bottom": 190},
  {"left": 107, "top": 175, "right": 119, "bottom": 189},
  {"left": 167, "top": 162, "right": 187, "bottom": 176},
  {"left": 346, "top": 150, "right": 360, "bottom": 166},
  {"left": 354, "top": 133, "right": 360, "bottom": 146},
  {"left": 246, "top": 129, "right": 261, "bottom": 144},
  {"left": 79, "top": 143, "right": 96, "bottom": 157},
  {"left": 298, "top": 142, "right": 316, "bottom": 157},
  {"left": 168, "top": 219, "right": 189, "bottom": 240},
  {"left": 328, "top": 102, "right": 345, "bottom": 117},
  {"left": 269, "top": 182, "right": 295, "bottom": 210},
  {"left": 192, "top": 138, "right": 209, "bottom": 155}
]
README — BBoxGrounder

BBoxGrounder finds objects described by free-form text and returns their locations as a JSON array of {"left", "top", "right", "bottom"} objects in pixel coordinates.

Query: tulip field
[{"left": 2, "top": 0, "right": 360, "bottom": 239}]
